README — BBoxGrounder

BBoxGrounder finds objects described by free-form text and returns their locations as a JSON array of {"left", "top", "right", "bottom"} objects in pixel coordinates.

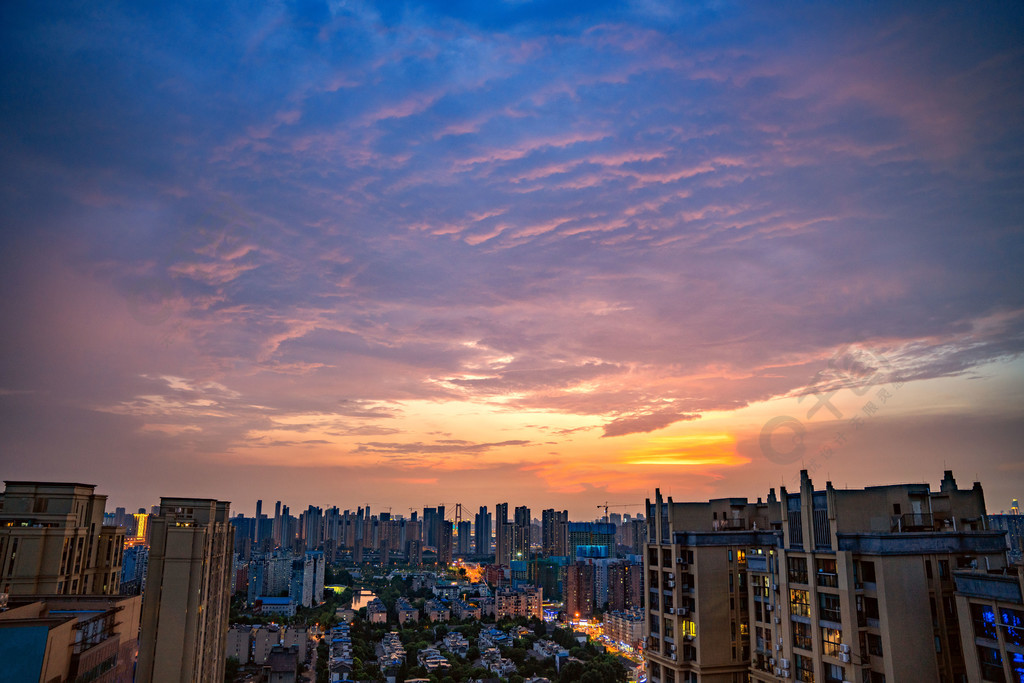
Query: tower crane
[{"left": 597, "top": 502, "right": 643, "bottom": 522}]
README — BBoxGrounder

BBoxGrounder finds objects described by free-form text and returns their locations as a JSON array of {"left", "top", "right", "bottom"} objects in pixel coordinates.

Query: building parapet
[
  {"left": 954, "top": 570, "right": 1023, "bottom": 603},
  {"left": 836, "top": 530, "right": 1008, "bottom": 555},
  {"left": 670, "top": 530, "right": 782, "bottom": 547}
]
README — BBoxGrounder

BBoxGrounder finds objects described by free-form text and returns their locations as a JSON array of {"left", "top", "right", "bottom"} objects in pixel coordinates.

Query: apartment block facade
[
  {"left": 137, "top": 497, "right": 233, "bottom": 683},
  {"left": 645, "top": 470, "right": 1009, "bottom": 683},
  {"left": 0, "top": 481, "right": 124, "bottom": 596}
]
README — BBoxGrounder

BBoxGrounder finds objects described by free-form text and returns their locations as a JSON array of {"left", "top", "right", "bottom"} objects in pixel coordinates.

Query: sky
[{"left": 1, "top": 1, "right": 1022, "bottom": 519}]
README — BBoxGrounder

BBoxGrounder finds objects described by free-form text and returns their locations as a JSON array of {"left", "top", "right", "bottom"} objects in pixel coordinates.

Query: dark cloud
[{"left": 602, "top": 411, "right": 701, "bottom": 438}]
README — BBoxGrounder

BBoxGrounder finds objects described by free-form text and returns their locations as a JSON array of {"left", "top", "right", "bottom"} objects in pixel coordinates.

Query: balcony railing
[{"left": 890, "top": 513, "right": 935, "bottom": 532}]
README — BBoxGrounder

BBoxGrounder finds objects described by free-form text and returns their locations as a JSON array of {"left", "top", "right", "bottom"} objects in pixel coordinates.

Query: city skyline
[{"left": 2, "top": 2, "right": 1023, "bottom": 516}]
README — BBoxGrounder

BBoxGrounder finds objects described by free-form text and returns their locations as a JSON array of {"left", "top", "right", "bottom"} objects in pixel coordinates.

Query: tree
[
  {"left": 224, "top": 656, "right": 240, "bottom": 682},
  {"left": 559, "top": 660, "right": 585, "bottom": 683}
]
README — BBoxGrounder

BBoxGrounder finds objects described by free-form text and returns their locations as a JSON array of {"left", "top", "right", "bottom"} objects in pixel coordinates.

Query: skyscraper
[
  {"left": 457, "top": 520, "right": 472, "bottom": 555},
  {"left": 137, "top": 497, "right": 233, "bottom": 683},
  {"left": 566, "top": 561, "right": 595, "bottom": 620},
  {"left": 542, "top": 508, "right": 568, "bottom": 556},
  {"left": 495, "top": 502, "right": 510, "bottom": 566},
  {"left": 437, "top": 521, "right": 453, "bottom": 566},
  {"left": 475, "top": 506, "right": 492, "bottom": 556}
]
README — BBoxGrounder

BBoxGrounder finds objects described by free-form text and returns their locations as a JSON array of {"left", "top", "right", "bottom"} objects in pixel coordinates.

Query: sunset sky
[{"left": 2, "top": 1, "right": 1022, "bottom": 519}]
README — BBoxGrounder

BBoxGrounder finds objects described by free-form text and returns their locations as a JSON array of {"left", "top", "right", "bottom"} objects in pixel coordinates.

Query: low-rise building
[
  {"left": 327, "top": 623, "right": 353, "bottom": 683},
  {"left": 379, "top": 631, "right": 406, "bottom": 673},
  {"left": 479, "top": 626, "right": 512, "bottom": 648},
  {"left": 254, "top": 625, "right": 283, "bottom": 665},
  {"left": 227, "top": 624, "right": 253, "bottom": 665},
  {"left": 604, "top": 608, "right": 644, "bottom": 651},
  {"left": 396, "top": 597, "right": 419, "bottom": 624},
  {"left": 452, "top": 597, "right": 482, "bottom": 620},
  {"left": 0, "top": 594, "right": 141, "bottom": 683},
  {"left": 263, "top": 644, "right": 299, "bottom": 683},
  {"left": 496, "top": 586, "right": 543, "bottom": 620},
  {"left": 425, "top": 598, "right": 451, "bottom": 622},
  {"left": 366, "top": 597, "right": 388, "bottom": 623},
  {"left": 443, "top": 631, "right": 471, "bottom": 658},
  {"left": 255, "top": 596, "right": 297, "bottom": 617},
  {"left": 417, "top": 646, "right": 451, "bottom": 672},
  {"left": 282, "top": 626, "right": 309, "bottom": 663}
]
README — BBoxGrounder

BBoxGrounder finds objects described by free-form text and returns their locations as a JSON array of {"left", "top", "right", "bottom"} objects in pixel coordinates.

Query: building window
[
  {"left": 925, "top": 559, "right": 933, "bottom": 579},
  {"left": 860, "top": 560, "right": 876, "bottom": 583},
  {"left": 977, "top": 645, "right": 1004, "bottom": 682},
  {"left": 793, "top": 620, "right": 812, "bottom": 650},
  {"left": 823, "top": 663, "right": 845, "bottom": 683},
  {"left": 822, "top": 627, "right": 842, "bottom": 657},
  {"left": 816, "top": 558, "right": 838, "bottom": 588},
  {"left": 939, "top": 560, "right": 949, "bottom": 578},
  {"left": 867, "top": 633, "right": 883, "bottom": 657},
  {"left": 971, "top": 603, "right": 999, "bottom": 641},
  {"left": 1002, "top": 608, "right": 1024, "bottom": 648},
  {"left": 819, "top": 593, "right": 842, "bottom": 622},
  {"left": 788, "top": 557, "right": 809, "bottom": 584},
  {"left": 794, "top": 653, "right": 815, "bottom": 682},
  {"left": 791, "top": 589, "right": 811, "bottom": 617}
]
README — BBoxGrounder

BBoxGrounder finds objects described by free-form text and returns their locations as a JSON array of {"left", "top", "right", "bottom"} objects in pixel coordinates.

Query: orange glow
[{"left": 624, "top": 433, "right": 748, "bottom": 467}]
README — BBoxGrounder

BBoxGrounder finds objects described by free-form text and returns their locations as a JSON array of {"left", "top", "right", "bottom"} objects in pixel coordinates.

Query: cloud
[
  {"left": 602, "top": 410, "right": 701, "bottom": 437},
  {"left": 0, "top": 0, "right": 1022, "bottom": 513}
]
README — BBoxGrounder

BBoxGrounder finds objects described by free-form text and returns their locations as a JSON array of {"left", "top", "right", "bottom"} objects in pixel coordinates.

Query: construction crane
[{"left": 597, "top": 502, "right": 643, "bottom": 522}]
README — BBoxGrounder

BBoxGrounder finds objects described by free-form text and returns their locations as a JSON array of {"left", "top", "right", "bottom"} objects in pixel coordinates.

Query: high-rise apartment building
[
  {"left": 438, "top": 521, "right": 453, "bottom": 566},
  {"left": 0, "top": 481, "right": 124, "bottom": 596},
  {"left": 644, "top": 470, "right": 1009, "bottom": 683},
  {"left": 953, "top": 563, "right": 1024, "bottom": 682},
  {"left": 423, "top": 507, "right": 439, "bottom": 547},
  {"left": 514, "top": 505, "right": 532, "bottom": 560},
  {"left": 566, "top": 561, "right": 596, "bottom": 620},
  {"left": 475, "top": 506, "right": 492, "bottom": 556},
  {"left": 542, "top": 509, "right": 568, "bottom": 556},
  {"left": 457, "top": 520, "right": 473, "bottom": 555},
  {"left": 567, "top": 521, "right": 616, "bottom": 560},
  {"left": 495, "top": 502, "right": 511, "bottom": 566},
  {"left": 137, "top": 497, "right": 233, "bottom": 683}
]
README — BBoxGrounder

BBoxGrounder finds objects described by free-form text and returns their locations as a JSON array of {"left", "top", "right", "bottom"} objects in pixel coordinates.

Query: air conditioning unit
[
  {"left": 676, "top": 557, "right": 685, "bottom": 564},
  {"left": 769, "top": 658, "right": 776, "bottom": 666},
  {"left": 666, "top": 607, "right": 674, "bottom": 614},
  {"left": 840, "top": 653, "right": 851, "bottom": 663},
  {"left": 775, "top": 644, "right": 782, "bottom": 651},
  {"left": 765, "top": 604, "right": 773, "bottom": 612},
  {"left": 679, "top": 607, "right": 688, "bottom": 616},
  {"left": 840, "top": 643, "right": 850, "bottom": 654},
  {"left": 775, "top": 668, "right": 782, "bottom": 676},
  {"left": 780, "top": 659, "right": 790, "bottom": 669},
  {"left": 778, "top": 636, "right": 784, "bottom": 645},
  {"left": 774, "top": 616, "right": 781, "bottom": 624},
  {"left": 782, "top": 670, "right": 791, "bottom": 679},
  {"left": 773, "top": 583, "right": 779, "bottom": 592}
]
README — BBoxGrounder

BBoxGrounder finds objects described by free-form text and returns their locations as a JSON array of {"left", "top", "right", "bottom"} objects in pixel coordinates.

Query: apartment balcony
[
  {"left": 890, "top": 513, "right": 936, "bottom": 532},
  {"left": 712, "top": 518, "right": 748, "bottom": 531}
]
